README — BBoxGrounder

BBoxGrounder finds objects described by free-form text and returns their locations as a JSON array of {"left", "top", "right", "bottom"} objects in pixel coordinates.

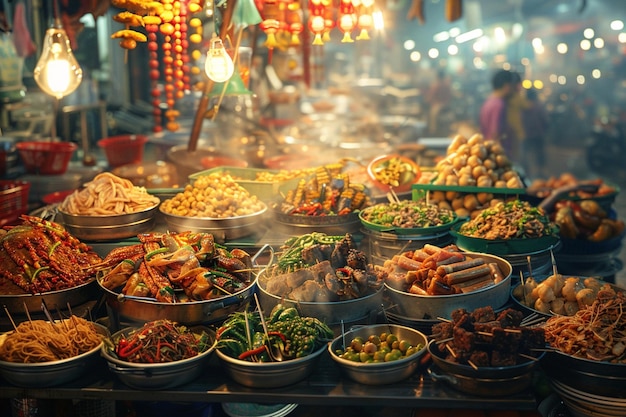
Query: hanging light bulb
[
  {"left": 33, "top": 22, "right": 83, "bottom": 99},
  {"left": 204, "top": 35, "right": 235, "bottom": 82}
]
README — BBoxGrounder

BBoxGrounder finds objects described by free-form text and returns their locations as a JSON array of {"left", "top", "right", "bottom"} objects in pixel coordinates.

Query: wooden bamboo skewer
[{"left": 3, "top": 305, "right": 18, "bottom": 331}]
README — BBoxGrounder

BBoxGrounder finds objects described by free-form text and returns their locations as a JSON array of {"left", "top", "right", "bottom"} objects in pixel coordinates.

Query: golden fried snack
[
  {"left": 111, "top": 29, "right": 147, "bottom": 42},
  {"left": 59, "top": 172, "right": 160, "bottom": 215},
  {"left": 113, "top": 11, "right": 144, "bottom": 27}
]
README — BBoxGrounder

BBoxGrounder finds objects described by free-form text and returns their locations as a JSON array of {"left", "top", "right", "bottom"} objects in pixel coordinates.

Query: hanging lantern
[
  {"left": 308, "top": 0, "right": 326, "bottom": 45},
  {"left": 308, "top": 15, "right": 325, "bottom": 45},
  {"left": 355, "top": 13, "right": 372, "bottom": 40},
  {"left": 322, "top": 7, "right": 335, "bottom": 43},
  {"left": 355, "top": 0, "right": 374, "bottom": 40},
  {"left": 286, "top": 6, "right": 303, "bottom": 46},
  {"left": 338, "top": 14, "right": 356, "bottom": 43}
]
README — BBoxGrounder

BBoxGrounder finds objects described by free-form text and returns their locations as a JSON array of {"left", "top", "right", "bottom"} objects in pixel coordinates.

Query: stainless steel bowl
[
  {"left": 215, "top": 343, "right": 326, "bottom": 388},
  {"left": 541, "top": 349, "right": 626, "bottom": 398},
  {"left": 328, "top": 324, "right": 427, "bottom": 385},
  {"left": 384, "top": 252, "right": 512, "bottom": 320},
  {"left": 0, "top": 322, "right": 109, "bottom": 387},
  {"left": 0, "top": 278, "right": 99, "bottom": 313},
  {"left": 58, "top": 203, "right": 159, "bottom": 241},
  {"left": 271, "top": 209, "right": 362, "bottom": 235},
  {"left": 427, "top": 340, "right": 544, "bottom": 397},
  {"left": 102, "top": 326, "right": 215, "bottom": 390},
  {"left": 256, "top": 270, "right": 384, "bottom": 325},
  {"left": 159, "top": 204, "right": 267, "bottom": 242},
  {"left": 98, "top": 277, "right": 256, "bottom": 327}
]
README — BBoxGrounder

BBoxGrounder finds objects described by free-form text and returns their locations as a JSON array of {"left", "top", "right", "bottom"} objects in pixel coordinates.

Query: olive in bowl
[{"left": 328, "top": 324, "right": 427, "bottom": 385}]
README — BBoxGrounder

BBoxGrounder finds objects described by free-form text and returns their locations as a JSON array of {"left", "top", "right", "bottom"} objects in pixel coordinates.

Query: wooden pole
[{"left": 187, "top": 0, "right": 238, "bottom": 152}]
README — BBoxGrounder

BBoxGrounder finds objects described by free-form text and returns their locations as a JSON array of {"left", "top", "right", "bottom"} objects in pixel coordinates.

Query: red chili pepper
[
  {"left": 238, "top": 345, "right": 266, "bottom": 360},
  {"left": 338, "top": 207, "right": 352, "bottom": 215},
  {"left": 336, "top": 267, "right": 352, "bottom": 277},
  {"left": 117, "top": 341, "right": 142, "bottom": 359},
  {"left": 267, "top": 331, "right": 287, "bottom": 342}
]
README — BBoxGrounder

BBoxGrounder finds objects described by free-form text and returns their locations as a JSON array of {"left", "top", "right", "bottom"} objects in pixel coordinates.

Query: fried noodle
[
  {"left": 544, "top": 289, "right": 626, "bottom": 363},
  {"left": 59, "top": 172, "right": 160, "bottom": 215},
  {"left": 0, "top": 316, "right": 103, "bottom": 363}
]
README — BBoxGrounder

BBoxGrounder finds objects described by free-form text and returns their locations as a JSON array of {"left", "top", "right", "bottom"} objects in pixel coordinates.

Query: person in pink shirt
[{"left": 480, "top": 69, "right": 516, "bottom": 155}]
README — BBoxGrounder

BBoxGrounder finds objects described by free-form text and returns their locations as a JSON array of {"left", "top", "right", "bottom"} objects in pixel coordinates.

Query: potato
[
  {"left": 431, "top": 191, "right": 446, "bottom": 201},
  {"left": 451, "top": 197, "right": 465, "bottom": 210},
  {"left": 445, "top": 175, "right": 459, "bottom": 186},
  {"left": 467, "top": 155, "right": 482, "bottom": 167},
  {"left": 507, "top": 176, "right": 523, "bottom": 188},
  {"left": 455, "top": 208, "right": 470, "bottom": 218},
  {"left": 463, "top": 194, "right": 479, "bottom": 211},
  {"left": 467, "top": 133, "right": 483, "bottom": 146},
  {"left": 472, "top": 165, "right": 487, "bottom": 179},
  {"left": 446, "top": 190, "right": 458, "bottom": 201},
  {"left": 476, "top": 192, "right": 493, "bottom": 205},
  {"left": 448, "top": 134, "right": 467, "bottom": 153},
  {"left": 452, "top": 155, "right": 468, "bottom": 170},
  {"left": 477, "top": 175, "right": 493, "bottom": 188},
  {"left": 459, "top": 174, "right": 475, "bottom": 187}
]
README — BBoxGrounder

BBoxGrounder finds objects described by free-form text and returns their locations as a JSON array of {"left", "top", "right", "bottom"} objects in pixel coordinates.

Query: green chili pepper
[
  {"left": 145, "top": 247, "right": 169, "bottom": 261},
  {"left": 278, "top": 307, "right": 298, "bottom": 321}
]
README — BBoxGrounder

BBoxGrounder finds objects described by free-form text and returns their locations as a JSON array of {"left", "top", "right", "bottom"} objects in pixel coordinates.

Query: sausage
[
  {"left": 436, "top": 257, "right": 485, "bottom": 276},
  {"left": 409, "top": 283, "right": 428, "bottom": 295},
  {"left": 397, "top": 255, "right": 422, "bottom": 271},
  {"left": 452, "top": 275, "right": 495, "bottom": 294},
  {"left": 443, "top": 264, "right": 491, "bottom": 285},
  {"left": 488, "top": 262, "right": 505, "bottom": 283},
  {"left": 428, "top": 277, "right": 455, "bottom": 295}
]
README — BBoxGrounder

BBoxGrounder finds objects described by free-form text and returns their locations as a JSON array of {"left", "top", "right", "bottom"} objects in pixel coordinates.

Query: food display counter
[{"left": 0, "top": 353, "right": 541, "bottom": 412}]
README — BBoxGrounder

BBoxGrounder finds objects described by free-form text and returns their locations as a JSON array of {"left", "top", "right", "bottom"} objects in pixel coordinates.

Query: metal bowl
[
  {"left": 58, "top": 203, "right": 159, "bottom": 241},
  {"left": 0, "top": 322, "right": 109, "bottom": 387},
  {"left": 549, "top": 378, "right": 626, "bottom": 417},
  {"left": 256, "top": 270, "right": 384, "bottom": 325},
  {"left": 271, "top": 209, "right": 362, "bottom": 235},
  {"left": 102, "top": 326, "right": 215, "bottom": 390},
  {"left": 0, "top": 278, "right": 99, "bottom": 313},
  {"left": 159, "top": 204, "right": 267, "bottom": 242},
  {"left": 451, "top": 224, "right": 560, "bottom": 256},
  {"left": 384, "top": 252, "right": 512, "bottom": 320},
  {"left": 541, "top": 349, "right": 626, "bottom": 398},
  {"left": 427, "top": 340, "right": 544, "bottom": 397},
  {"left": 98, "top": 277, "right": 256, "bottom": 327},
  {"left": 215, "top": 343, "right": 326, "bottom": 388},
  {"left": 328, "top": 324, "right": 427, "bottom": 385}
]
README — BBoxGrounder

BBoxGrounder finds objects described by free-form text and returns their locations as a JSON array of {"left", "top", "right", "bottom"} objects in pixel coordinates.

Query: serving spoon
[{"left": 253, "top": 294, "right": 284, "bottom": 362}]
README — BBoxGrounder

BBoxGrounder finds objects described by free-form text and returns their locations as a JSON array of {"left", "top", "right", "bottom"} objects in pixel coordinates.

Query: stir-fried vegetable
[
  {"left": 216, "top": 304, "right": 334, "bottom": 362},
  {"left": 275, "top": 232, "right": 345, "bottom": 273},
  {"left": 458, "top": 200, "right": 558, "bottom": 240},
  {"left": 112, "top": 319, "right": 212, "bottom": 363},
  {"left": 360, "top": 201, "right": 456, "bottom": 229}
]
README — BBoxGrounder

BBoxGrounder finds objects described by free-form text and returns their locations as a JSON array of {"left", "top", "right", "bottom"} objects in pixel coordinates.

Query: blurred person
[
  {"left": 425, "top": 70, "right": 453, "bottom": 135},
  {"left": 521, "top": 88, "right": 549, "bottom": 178},
  {"left": 506, "top": 72, "right": 529, "bottom": 161},
  {"left": 479, "top": 69, "right": 516, "bottom": 155}
]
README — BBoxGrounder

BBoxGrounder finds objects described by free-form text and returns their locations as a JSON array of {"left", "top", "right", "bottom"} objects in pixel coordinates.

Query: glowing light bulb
[
  {"left": 34, "top": 26, "right": 82, "bottom": 99},
  {"left": 204, "top": 36, "right": 234, "bottom": 82}
]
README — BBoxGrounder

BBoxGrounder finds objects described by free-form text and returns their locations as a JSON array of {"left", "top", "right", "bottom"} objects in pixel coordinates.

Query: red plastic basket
[
  {"left": 97, "top": 135, "right": 148, "bottom": 167},
  {"left": 0, "top": 180, "right": 30, "bottom": 226},
  {"left": 16, "top": 141, "right": 77, "bottom": 175}
]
